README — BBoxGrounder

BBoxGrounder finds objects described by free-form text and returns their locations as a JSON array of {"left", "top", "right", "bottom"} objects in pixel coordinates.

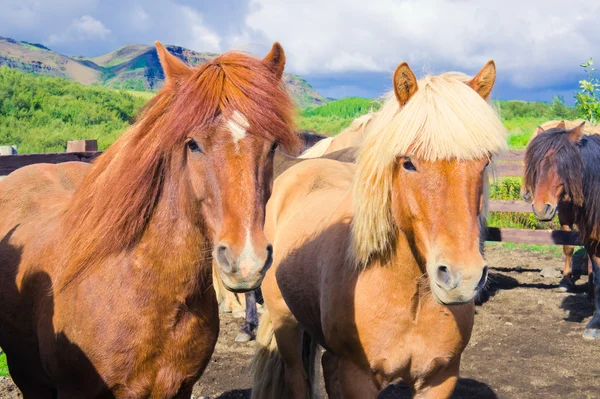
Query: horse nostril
[
  {"left": 264, "top": 244, "right": 274, "bottom": 270},
  {"left": 544, "top": 204, "right": 553, "bottom": 217},
  {"left": 477, "top": 266, "right": 489, "bottom": 291},
  {"left": 436, "top": 265, "right": 454, "bottom": 289},
  {"left": 216, "top": 245, "right": 232, "bottom": 273}
]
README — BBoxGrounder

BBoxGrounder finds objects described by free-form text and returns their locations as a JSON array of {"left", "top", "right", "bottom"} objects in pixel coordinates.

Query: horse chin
[
  {"left": 533, "top": 208, "right": 556, "bottom": 222},
  {"left": 218, "top": 270, "right": 264, "bottom": 294},
  {"left": 431, "top": 284, "right": 477, "bottom": 306}
]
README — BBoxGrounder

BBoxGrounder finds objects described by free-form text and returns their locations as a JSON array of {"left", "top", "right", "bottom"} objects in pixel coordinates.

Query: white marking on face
[
  {"left": 238, "top": 230, "right": 259, "bottom": 277},
  {"left": 227, "top": 111, "right": 250, "bottom": 143}
]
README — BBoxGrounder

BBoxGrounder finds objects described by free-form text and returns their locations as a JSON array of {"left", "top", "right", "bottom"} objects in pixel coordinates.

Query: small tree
[
  {"left": 575, "top": 58, "right": 600, "bottom": 123},
  {"left": 551, "top": 95, "right": 568, "bottom": 118}
]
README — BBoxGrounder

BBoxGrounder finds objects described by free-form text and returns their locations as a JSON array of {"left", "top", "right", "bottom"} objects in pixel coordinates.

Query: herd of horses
[{"left": 0, "top": 41, "right": 598, "bottom": 398}]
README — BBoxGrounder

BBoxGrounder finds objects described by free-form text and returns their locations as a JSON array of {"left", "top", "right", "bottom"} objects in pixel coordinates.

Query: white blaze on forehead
[{"left": 227, "top": 111, "right": 250, "bottom": 143}]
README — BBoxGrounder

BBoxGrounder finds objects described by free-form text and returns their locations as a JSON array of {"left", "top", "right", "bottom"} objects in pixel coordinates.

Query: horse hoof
[
  {"left": 232, "top": 310, "right": 246, "bottom": 319},
  {"left": 235, "top": 332, "right": 254, "bottom": 342},
  {"left": 583, "top": 329, "right": 600, "bottom": 340},
  {"left": 558, "top": 277, "right": 576, "bottom": 292}
]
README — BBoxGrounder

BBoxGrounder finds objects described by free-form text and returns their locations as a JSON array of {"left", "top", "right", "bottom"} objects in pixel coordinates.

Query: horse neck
[
  {"left": 130, "top": 173, "right": 212, "bottom": 295},
  {"left": 365, "top": 229, "right": 425, "bottom": 292}
]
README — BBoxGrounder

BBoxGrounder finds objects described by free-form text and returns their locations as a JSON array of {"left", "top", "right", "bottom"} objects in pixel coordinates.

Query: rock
[
  {"left": 540, "top": 267, "right": 561, "bottom": 279},
  {"left": 505, "top": 322, "right": 514, "bottom": 326}
]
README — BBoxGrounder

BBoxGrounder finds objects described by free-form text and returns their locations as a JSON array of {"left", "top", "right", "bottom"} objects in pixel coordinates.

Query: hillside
[
  {"left": 0, "top": 36, "right": 327, "bottom": 108},
  {"left": 0, "top": 67, "right": 146, "bottom": 153}
]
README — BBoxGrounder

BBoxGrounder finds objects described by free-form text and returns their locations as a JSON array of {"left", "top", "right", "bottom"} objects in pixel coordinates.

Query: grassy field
[{"left": 0, "top": 353, "right": 7, "bottom": 377}]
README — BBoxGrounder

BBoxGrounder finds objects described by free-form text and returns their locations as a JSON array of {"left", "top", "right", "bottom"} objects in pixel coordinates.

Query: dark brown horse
[
  {"left": 524, "top": 123, "right": 600, "bottom": 339},
  {"left": 0, "top": 42, "right": 298, "bottom": 397}
]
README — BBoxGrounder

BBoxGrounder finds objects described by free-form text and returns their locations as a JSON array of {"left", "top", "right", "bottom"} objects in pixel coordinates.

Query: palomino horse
[
  {"left": 0, "top": 42, "right": 299, "bottom": 397},
  {"left": 297, "top": 112, "right": 376, "bottom": 159},
  {"left": 521, "top": 120, "right": 600, "bottom": 292},
  {"left": 524, "top": 123, "right": 600, "bottom": 339},
  {"left": 213, "top": 146, "right": 357, "bottom": 343},
  {"left": 251, "top": 61, "right": 508, "bottom": 398},
  {"left": 224, "top": 116, "right": 375, "bottom": 342},
  {"left": 212, "top": 130, "right": 329, "bottom": 343}
]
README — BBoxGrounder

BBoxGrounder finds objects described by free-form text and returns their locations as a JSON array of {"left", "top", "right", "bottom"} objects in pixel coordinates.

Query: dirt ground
[{"left": 1, "top": 244, "right": 600, "bottom": 398}]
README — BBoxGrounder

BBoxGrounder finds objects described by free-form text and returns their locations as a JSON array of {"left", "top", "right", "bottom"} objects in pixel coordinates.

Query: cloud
[
  {"left": 48, "top": 15, "right": 111, "bottom": 44},
  {"left": 245, "top": 0, "right": 600, "bottom": 90},
  {"left": 0, "top": 0, "right": 598, "bottom": 99}
]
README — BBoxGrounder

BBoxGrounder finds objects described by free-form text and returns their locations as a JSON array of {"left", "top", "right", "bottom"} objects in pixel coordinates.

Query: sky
[{"left": 1, "top": 0, "right": 599, "bottom": 103}]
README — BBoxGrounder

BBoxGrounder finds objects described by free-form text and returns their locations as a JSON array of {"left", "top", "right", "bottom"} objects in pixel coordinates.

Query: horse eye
[
  {"left": 402, "top": 159, "right": 417, "bottom": 172},
  {"left": 270, "top": 142, "right": 279, "bottom": 153},
  {"left": 187, "top": 139, "right": 202, "bottom": 153}
]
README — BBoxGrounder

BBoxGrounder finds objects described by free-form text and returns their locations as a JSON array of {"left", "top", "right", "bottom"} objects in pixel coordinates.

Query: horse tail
[
  {"left": 251, "top": 308, "right": 286, "bottom": 399},
  {"left": 251, "top": 308, "right": 321, "bottom": 399},
  {"left": 302, "top": 331, "right": 320, "bottom": 398}
]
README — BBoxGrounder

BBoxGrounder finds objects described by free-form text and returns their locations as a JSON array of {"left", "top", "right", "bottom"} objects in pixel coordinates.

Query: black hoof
[{"left": 558, "top": 276, "right": 576, "bottom": 292}]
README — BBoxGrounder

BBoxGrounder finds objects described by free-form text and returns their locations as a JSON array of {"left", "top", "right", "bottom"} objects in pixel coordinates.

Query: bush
[{"left": 575, "top": 58, "right": 600, "bottom": 123}]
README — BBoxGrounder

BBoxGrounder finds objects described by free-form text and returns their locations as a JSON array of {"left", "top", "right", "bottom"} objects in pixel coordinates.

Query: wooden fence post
[
  {"left": 66, "top": 140, "right": 98, "bottom": 153},
  {"left": 0, "top": 145, "right": 18, "bottom": 155}
]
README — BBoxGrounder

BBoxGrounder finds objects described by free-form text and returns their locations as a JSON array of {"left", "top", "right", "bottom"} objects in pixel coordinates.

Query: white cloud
[
  {"left": 244, "top": 0, "right": 600, "bottom": 89},
  {"left": 49, "top": 15, "right": 111, "bottom": 44},
  {"left": 178, "top": 5, "right": 222, "bottom": 53}
]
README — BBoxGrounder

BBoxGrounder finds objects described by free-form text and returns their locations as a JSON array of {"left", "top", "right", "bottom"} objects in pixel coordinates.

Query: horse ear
[
  {"left": 556, "top": 120, "right": 566, "bottom": 129},
  {"left": 536, "top": 126, "right": 545, "bottom": 135},
  {"left": 155, "top": 41, "right": 192, "bottom": 85},
  {"left": 393, "top": 62, "right": 418, "bottom": 107},
  {"left": 263, "top": 42, "right": 286, "bottom": 80},
  {"left": 467, "top": 60, "right": 496, "bottom": 99},
  {"left": 568, "top": 122, "right": 585, "bottom": 144}
]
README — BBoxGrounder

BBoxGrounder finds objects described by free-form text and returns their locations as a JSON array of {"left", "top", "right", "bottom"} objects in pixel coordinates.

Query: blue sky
[{"left": 1, "top": 0, "right": 599, "bottom": 103}]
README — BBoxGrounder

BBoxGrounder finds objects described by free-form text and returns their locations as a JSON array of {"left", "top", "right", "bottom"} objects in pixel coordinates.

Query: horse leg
[
  {"left": 583, "top": 253, "right": 600, "bottom": 340},
  {"left": 587, "top": 254, "right": 594, "bottom": 301},
  {"left": 6, "top": 353, "right": 56, "bottom": 399},
  {"left": 321, "top": 351, "right": 378, "bottom": 399},
  {"left": 557, "top": 210, "right": 576, "bottom": 292},
  {"left": 411, "top": 360, "right": 459, "bottom": 399},
  {"left": 235, "top": 290, "right": 258, "bottom": 342},
  {"left": 270, "top": 319, "right": 311, "bottom": 399}
]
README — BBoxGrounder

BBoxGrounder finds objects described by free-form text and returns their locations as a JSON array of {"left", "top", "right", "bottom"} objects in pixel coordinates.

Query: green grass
[
  {"left": 0, "top": 67, "right": 147, "bottom": 153},
  {"left": 298, "top": 97, "right": 382, "bottom": 134},
  {"left": 485, "top": 242, "right": 565, "bottom": 257},
  {"left": 0, "top": 352, "right": 8, "bottom": 377}
]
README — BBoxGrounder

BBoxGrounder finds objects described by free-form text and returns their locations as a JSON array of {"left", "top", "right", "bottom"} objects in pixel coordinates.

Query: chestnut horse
[
  {"left": 524, "top": 123, "right": 600, "bottom": 339},
  {"left": 251, "top": 61, "right": 508, "bottom": 398},
  {"left": 521, "top": 120, "right": 600, "bottom": 292},
  {"left": 0, "top": 42, "right": 299, "bottom": 397}
]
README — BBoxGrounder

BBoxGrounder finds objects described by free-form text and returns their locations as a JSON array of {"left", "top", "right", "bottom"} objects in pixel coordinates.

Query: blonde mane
[{"left": 351, "top": 71, "right": 508, "bottom": 267}]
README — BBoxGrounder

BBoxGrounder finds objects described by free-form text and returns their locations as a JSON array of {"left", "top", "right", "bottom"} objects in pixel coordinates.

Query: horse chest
[
  {"left": 323, "top": 270, "right": 473, "bottom": 387},
  {"left": 53, "top": 273, "right": 219, "bottom": 396}
]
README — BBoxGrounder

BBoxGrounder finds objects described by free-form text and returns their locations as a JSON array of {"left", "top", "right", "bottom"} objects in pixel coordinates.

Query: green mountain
[{"left": 0, "top": 36, "right": 327, "bottom": 108}]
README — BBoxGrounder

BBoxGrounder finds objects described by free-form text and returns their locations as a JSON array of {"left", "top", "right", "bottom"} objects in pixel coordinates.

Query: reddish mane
[{"left": 57, "top": 51, "right": 298, "bottom": 289}]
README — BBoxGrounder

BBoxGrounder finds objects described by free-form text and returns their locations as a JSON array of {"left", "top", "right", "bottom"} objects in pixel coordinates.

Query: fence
[{"left": 0, "top": 140, "right": 582, "bottom": 246}]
